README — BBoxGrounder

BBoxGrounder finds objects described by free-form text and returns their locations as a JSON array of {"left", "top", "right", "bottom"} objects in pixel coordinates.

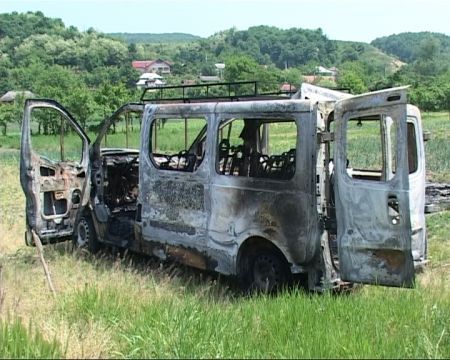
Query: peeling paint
[{"left": 21, "top": 87, "right": 427, "bottom": 291}]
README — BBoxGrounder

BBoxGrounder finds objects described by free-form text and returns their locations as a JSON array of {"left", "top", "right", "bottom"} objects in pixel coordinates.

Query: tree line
[{"left": 0, "top": 11, "right": 449, "bottom": 136}]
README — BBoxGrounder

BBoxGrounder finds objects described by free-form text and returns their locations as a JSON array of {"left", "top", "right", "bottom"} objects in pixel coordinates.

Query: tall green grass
[
  {"left": 422, "top": 112, "right": 450, "bottom": 182},
  {"left": 57, "top": 281, "right": 450, "bottom": 358},
  {"left": 0, "top": 319, "right": 62, "bottom": 358}
]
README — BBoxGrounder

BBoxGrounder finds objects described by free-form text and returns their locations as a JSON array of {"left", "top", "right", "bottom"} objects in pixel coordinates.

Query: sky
[{"left": 1, "top": 0, "right": 449, "bottom": 43}]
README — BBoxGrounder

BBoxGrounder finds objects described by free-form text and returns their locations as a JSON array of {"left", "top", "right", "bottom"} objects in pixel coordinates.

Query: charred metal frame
[{"left": 20, "top": 85, "right": 427, "bottom": 291}]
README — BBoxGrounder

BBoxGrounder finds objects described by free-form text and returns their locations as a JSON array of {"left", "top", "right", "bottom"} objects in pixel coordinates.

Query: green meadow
[{"left": 0, "top": 111, "right": 449, "bottom": 358}]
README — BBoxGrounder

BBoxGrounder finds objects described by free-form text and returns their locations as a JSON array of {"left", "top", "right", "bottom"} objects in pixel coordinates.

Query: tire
[
  {"left": 74, "top": 216, "right": 100, "bottom": 253},
  {"left": 245, "top": 248, "right": 290, "bottom": 293}
]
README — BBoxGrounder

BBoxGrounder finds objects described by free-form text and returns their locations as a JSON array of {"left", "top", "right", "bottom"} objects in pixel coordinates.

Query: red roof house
[{"left": 132, "top": 59, "right": 172, "bottom": 74}]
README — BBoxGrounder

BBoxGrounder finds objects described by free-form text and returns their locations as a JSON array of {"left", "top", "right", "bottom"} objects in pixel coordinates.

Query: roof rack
[{"left": 140, "top": 80, "right": 296, "bottom": 103}]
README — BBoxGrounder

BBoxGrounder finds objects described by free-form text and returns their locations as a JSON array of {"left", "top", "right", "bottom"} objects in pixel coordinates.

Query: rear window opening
[
  {"left": 217, "top": 118, "right": 297, "bottom": 180},
  {"left": 345, "top": 114, "right": 397, "bottom": 182}
]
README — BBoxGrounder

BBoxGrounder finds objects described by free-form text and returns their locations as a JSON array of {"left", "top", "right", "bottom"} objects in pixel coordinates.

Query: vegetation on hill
[
  {"left": 0, "top": 11, "right": 449, "bottom": 136},
  {"left": 371, "top": 32, "right": 450, "bottom": 112},
  {"left": 108, "top": 32, "right": 202, "bottom": 44},
  {"left": 371, "top": 32, "right": 450, "bottom": 63}
]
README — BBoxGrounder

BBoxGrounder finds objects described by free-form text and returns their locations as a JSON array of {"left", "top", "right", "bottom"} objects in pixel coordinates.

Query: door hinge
[{"left": 318, "top": 132, "right": 334, "bottom": 144}]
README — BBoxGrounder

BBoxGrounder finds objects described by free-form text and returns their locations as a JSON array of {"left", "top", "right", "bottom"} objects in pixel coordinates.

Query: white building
[{"left": 136, "top": 72, "right": 166, "bottom": 89}]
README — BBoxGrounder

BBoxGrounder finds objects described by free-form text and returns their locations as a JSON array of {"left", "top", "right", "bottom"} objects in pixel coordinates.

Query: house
[
  {"left": 0, "top": 90, "right": 35, "bottom": 103},
  {"left": 136, "top": 72, "right": 166, "bottom": 89},
  {"left": 302, "top": 66, "right": 338, "bottom": 85},
  {"left": 280, "top": 83, "right": 297, "bottom": 93},
  {"left": 132, "top": 59, "right": 172, "bottom": 74},
  {"left": 315, "top": 66, "right": 335, "bottom": 77}
]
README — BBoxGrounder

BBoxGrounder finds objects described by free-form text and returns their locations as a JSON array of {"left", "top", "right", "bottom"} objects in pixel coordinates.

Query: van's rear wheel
[
  {"left": 244, "top": 249, "right": 290, "bottom": 293},
  {"left": 74, "top": 216, "right": 100, "bottom": 253}
]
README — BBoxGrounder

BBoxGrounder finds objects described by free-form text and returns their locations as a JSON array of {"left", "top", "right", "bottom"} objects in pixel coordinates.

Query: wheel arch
[{"left": 236, "top": 236, "right": 291, "bottom": 275}]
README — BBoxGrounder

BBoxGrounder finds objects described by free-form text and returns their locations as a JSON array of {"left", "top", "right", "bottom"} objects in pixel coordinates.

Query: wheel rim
[
  {"left": 76, "top": 219, "right": 89, "bottom": 247},
  {"left": 252, "top": 254, "right": 282, "bottom": 292}
]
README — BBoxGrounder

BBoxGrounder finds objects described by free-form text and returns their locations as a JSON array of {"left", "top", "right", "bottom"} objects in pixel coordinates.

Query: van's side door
[
  {"left": 334, "top": 88, "right": 414, "bottom": 287},
  {"left": 20, "top": 99, "right": 90, "bottom": 244},
  {"left": 138, "top": 106, "right": 210, "bottom": 258}
]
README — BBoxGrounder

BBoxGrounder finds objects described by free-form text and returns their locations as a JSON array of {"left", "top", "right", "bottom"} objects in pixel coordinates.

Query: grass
[
  {"left": 422, "top": 112, "right": 450, "bottom": 182},
  {"left": 5, "top": 109, "right": 449, "bottom": 180},
  {"left": 57, "top": 283, "right": 450, "bottom": 358},
  {"left": 0, "top": 111, "right": 449, "bottom": 358},
  {"left": 0, "top": 319, "right": 62, "bottom": 358}
]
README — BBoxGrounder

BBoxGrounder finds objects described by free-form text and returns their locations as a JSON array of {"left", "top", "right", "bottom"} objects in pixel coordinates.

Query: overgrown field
[{"left": 0, "top": 112, "right": 449, "bottom": 358}]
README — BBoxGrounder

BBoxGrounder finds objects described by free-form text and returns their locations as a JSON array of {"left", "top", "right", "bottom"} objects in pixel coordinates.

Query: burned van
[{"left": 20, "top": 86, "right": 427, "bottom": 292}]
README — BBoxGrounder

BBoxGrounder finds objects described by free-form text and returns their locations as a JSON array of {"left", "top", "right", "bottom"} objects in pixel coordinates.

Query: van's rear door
[
  {"left": 20, "top": 99, "right": 90, "bottom": 244},
  {"left": 406, "top": 105, "right": 427, "bottom": 265},
  {"left": 334, "top": 88, "right": 415, "bottom": 287}
]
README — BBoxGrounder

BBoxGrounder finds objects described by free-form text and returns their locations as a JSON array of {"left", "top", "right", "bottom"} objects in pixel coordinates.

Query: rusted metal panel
[
  {"left": 20, "top": 99, "right": 90, "bottom": 241},
  {"left": 138, "top": 100, "right": 322, "bottom": 277},
  {"left": 21, "top": 88, "right": 427, "bottom": 291},
  {"left": 334, "top": 88, "right": 415, "bottom": 287}
]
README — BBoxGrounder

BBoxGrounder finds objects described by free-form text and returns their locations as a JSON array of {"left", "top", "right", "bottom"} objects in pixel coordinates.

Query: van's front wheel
[{"left": 74, "top": 216, "right": 100, "bottom": 253}]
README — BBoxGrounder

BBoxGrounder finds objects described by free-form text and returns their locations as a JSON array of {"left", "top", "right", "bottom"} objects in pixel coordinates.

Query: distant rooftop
[{"left": 0, "top": 90, "right": 35, "bottom": 103}]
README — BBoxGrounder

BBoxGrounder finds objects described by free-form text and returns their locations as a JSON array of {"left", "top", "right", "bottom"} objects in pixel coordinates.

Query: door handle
[{"left": 388, "top": 195, "right": 400, "bottom": 225}]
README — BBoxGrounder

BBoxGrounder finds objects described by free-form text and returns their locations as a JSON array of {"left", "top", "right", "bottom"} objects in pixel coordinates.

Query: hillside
[
  {"left": 371, "top": 32, "right": 450, "bottom": 63},
  {"left": 335, "top": 41, "right": 405, "bottom": 73},
  {"left": 108, "top": 32, "right": 202, "bottom": 44},
  {"left": 0, "top": 11, "right": 448, "bottom": 116}
]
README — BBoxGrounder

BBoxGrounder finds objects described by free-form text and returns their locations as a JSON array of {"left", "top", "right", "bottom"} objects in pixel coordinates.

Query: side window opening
[
  {"left": 28, "top": 106, "right": 86, "bottom": 218},
  {"left": 407, "top": 121, "right": 418, "bottom": 174},
  {"left": 217, "top": 118, "right": 297, "bottom": 180},
  {"left": 150, "top": 117, "right": 207, "bottom": 172},
  {"left": 29, "top": 107, "right": 84, "bottom": 163},
  {"left": 345, "top": 114, "right": 397, "bottom": 182}
]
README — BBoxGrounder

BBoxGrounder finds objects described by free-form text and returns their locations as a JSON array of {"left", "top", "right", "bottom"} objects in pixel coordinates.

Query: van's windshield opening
[{"left": 101, "top": 111, "right": 142, "bottom": 150}]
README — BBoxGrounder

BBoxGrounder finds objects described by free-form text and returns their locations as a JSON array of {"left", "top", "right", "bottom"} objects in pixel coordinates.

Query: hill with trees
[
  {"left": 371, "top": 32, "right": 450, "bottom": 111},
  {"left": 0, "top": 11, "right": 449, "bottom": 136},
  {"left": 108, "top": 32, "right": 202, "bottom": 44},
  {"left": 0, "top": 11, "right": 141, "bottom": 133},
  {"left": 371, "top": 32, "right": 450, "bottom": 63}
]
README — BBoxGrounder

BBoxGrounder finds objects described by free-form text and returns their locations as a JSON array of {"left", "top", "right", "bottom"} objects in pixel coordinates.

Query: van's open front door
[
  {"left": 20, "top": 99, "right": 90, "bottom": 244},
  {"left": 334, "top": 87, "right": 415, "bottom": 287}
]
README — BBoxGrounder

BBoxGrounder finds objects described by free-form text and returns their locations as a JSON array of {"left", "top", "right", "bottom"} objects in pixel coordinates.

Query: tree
[
  {"left": 336, "top": 63, "right": 368, "bottom": 94},
  {"left": 223, "top": 54, "right": 259, "bottom": 82},
  {"left": 93, "top": 83, "right": 131, "bottom": 120},
  {"left": 279, "top": 68, "right": 301, "bottom": 87},
  {"left": 63, "top": 86, "right": 95, "bottom": 129},
  {"left": 0, "top": 104, "right": 15, "bottom": 135}
]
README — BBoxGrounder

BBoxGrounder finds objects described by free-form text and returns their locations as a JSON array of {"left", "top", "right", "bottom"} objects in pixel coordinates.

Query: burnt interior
[
  {"left": 103, "top": 154, "right": 139, "bottom": 210},
  {"left": 217, "top": 118, "right": 297, "bottom": 180},
  {"left": 153, "top": 151, "right": 201, "bottom": 172},
  {"left": 91, "top": 151, "right": 140, "bottom": 243},
  {"left": 218, "top": 140, "right": 296, "bottom": 179}
]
